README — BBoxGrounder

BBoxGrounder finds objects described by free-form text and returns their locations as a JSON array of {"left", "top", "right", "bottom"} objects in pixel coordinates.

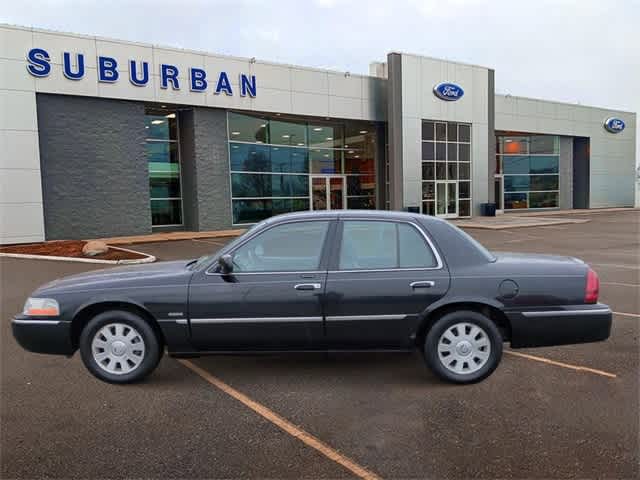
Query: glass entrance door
[
  {"left": 435, "top": 181, "right": 458, "bottom": 218},
  {"left": 310, "top": 175, "right": 346, "bottom": 211}
]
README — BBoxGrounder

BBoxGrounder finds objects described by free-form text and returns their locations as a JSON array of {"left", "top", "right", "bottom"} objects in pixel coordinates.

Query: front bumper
[
  {"left": 506, "top": 304, "right": 612, "bottom": 348},
  {"left": 12, "top": 316, "right": 75, "bottom": 355}
]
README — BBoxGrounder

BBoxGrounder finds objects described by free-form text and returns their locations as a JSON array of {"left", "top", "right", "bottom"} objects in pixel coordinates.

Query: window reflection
[
  {"left": 497, "top": 134, "right": 560, "bottom": 210},
  {"left": 228, "top": 112, "right": 377, "bottom": 223},
  {"left": 146, "top": 109, "right": 182, "bottom": 227}
]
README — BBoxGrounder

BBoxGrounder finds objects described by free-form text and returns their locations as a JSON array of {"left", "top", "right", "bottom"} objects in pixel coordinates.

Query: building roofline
[
  {"left": 1, "top": 22, "right": 379, "bottom": 81},
  {"left": 495, "top": 92, "right": 637, "bottom": 116},
  {"left": 387, "top": 51, "right": 494, "bottom": 71}
]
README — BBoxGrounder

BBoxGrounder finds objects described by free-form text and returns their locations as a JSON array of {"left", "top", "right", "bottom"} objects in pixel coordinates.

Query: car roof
[{"left": 264, "top": 209, "right": 448, "bottom": 226}]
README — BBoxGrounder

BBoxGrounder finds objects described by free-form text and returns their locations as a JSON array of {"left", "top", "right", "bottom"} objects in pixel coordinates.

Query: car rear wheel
[
  {"left": 423, "top": 310, "right": 502, "bottom": 384},
  {"left": 79, "top": 310, "right": 162, "bottom": 384}
]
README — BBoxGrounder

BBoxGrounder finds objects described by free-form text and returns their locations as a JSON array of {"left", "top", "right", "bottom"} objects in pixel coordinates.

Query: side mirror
[{"left": 218, "top": 254, "right": 234, "bottom": 274}]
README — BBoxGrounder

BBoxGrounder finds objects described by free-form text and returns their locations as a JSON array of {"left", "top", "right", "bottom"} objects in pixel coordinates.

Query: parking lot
[{"left": 1, "top": 210, "right": 638, "bottom": 479}]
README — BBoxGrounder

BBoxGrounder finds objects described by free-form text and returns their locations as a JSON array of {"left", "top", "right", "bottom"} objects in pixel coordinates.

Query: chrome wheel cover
[
  {"left": 437, "top": 322, "right": 491, "bottom": 375},
  {"left": 91, "top": 323, "right": 146, "bottom": 375}
]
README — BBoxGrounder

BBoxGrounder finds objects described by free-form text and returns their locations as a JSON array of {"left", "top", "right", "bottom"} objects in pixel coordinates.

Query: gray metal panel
[
  {"left": 36, "top": 93, "right": 151, "bottom": 240},
  {"left": 178, "top": 109, "right": 198, "bottom": 230},
  {"left": 191, "top": 107, "right": 232, "bottom": 230},
  {"left": 487, "top": 69, "right": 496, "bottom": 203},
  {"left": 573, "top": 137, "right": 590, "bottom": 209},
  {"left": 559, "top": 137, "right": 573, "bottom": 209},
  {"left": 387, "top": 53, "right": 404, "bottom": 210}
]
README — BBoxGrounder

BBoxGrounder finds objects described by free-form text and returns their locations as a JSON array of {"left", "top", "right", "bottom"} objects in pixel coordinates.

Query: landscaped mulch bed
[{"left": 0, "top": 240, "right": 147, "bottom": 261}]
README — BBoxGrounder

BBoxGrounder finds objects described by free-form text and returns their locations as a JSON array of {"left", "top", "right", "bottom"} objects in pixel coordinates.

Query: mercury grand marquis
[{"left": 12, "top": 210, "right": 612, "bottom": 384}]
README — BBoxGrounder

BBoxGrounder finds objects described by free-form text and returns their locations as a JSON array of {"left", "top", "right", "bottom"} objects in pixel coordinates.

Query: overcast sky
[{"left": 3, "top": 0, "right": 639, "bottom": 162}]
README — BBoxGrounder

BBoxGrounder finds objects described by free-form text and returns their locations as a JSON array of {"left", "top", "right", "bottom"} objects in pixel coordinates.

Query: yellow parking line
[
  {"left": 504, "top": 350, "right": 617, "bottom": 378},
  {"left": 613, "top": 311, "right": 640, "bottom": 318},
  {"left": 178, "top": 359, "right": 382, "bottom": 480}
]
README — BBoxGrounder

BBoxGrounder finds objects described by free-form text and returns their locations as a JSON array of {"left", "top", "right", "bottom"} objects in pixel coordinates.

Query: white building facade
[{"left": 0, "top": 24, "right": 636, "bottom": 243}]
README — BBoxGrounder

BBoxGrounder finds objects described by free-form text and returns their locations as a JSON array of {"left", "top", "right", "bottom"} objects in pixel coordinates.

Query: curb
[
  {"left": 0, "top": 245, "right": 156, "bottom": 265},
  {"left": 454, "top": 218, "right": 590, "bottom": 230}
]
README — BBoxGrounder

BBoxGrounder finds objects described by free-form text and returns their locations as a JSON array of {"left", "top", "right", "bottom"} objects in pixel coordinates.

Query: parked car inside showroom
[{"left": 12, "top": 210, "right": 611, "bottom": 384}]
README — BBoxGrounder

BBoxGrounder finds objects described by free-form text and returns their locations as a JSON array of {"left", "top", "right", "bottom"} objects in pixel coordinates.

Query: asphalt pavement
[{"left": 1, "top": 211, "right": 638, "bottom": 479}]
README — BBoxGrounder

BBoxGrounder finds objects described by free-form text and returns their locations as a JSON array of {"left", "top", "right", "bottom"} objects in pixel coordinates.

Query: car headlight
[{"left": 23, "top": 298, "right": 60, "bottom": 316}]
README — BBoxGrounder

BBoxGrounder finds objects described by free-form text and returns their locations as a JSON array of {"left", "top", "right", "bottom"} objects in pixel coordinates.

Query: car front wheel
[
  {"left": 423, "top": 310, "right": 502, "bottom": 384},
  {"left": 79, "top": 310, "right": 162, "bottom": 384}
]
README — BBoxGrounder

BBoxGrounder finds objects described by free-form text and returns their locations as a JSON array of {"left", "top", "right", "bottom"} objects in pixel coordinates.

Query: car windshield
[{"left": 187, "top": 220, "right": 268, "bottom": 270}]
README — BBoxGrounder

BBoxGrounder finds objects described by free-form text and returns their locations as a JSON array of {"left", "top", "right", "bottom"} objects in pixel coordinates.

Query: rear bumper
[
  {"left": 507, "top": 304, "right": 612, "bottom": 348},
  {"left": 12, "top": 317, "right": 75, "bottom": 355}
]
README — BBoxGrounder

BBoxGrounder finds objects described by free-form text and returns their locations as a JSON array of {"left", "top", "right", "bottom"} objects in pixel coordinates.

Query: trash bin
[{"left": 480, "top": 203, "right": 497, "bottom": 217}]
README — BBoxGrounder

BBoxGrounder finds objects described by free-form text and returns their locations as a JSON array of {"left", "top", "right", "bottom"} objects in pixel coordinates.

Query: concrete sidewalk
[
  {"left": 452, "top": 215, "right": 590, "bottom": 230},
  {"left": 92, "top": 207, "right": 637, "bottom": 242},
  {"left": 92, "top": 229, "right": 246, "bottom": 245}
]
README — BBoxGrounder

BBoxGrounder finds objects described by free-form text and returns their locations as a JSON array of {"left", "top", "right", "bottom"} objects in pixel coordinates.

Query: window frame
[
  {"left": 146, "top": 110, "right": 184, "bottom": 228},
  {"left": 205, "top": 218, "right": 336, "bottom": 275},
  {"left": 330, "top": 218, "right": 444, "bottom": 273}
]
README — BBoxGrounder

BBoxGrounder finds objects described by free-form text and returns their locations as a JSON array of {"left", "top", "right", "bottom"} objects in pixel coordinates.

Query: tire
[
  {"left": 423, "top": 310, "right": 502, "bottom": 384},
  {"left": 79, "top": 310, "right": 162, "bottom": 384}
]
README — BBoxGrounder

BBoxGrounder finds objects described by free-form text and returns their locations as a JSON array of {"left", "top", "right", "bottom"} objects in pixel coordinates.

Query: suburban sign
[
  {"left": 25, "top": 47, "right": 257, "bottom": 97},
  {"left": 433, "top": 82, "right": 464, "bottom": 101},
  {"left": 603, "top": 117, "right": 625, "bottom": 134}
]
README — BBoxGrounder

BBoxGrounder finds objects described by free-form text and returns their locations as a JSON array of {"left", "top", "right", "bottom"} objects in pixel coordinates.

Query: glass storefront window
[
  {"left": 458, "top": 124, "right": 471, "bottom": 143},
  {"left": 421, "top": 120, "right": 472, "bottom": 217},
  {"left": 458, "top": 144, "right": 470, "bottom": 161},
  {"left": 497, "top": 134, "right": 560, "bottom": 210},
  {"left": 230, "top": 143, "right": 309, "bottom": 173},
  {"left": 346, "top": 175, "right": 376, "bottom": 196},
  {"left": 530, "top": 156, "right": 559, "bottom": 174},
  {"left": 232, "top": 198, "right": 310, "bottom": 224},
  {"left": 270, "top": 120, "right": 307, "bottom": 146},
  {"left": 422, "top": 162, "right": 435, "bottom": 181},
  {"left": 499, "top": 136, "right": 529, "bottom": 154},
  {"left": 530, "top": 191, "right": 559, "bottom": 208},
  {"left": 310, "top": 149, "right": 340, "bottom": 174},
  {"left": 310, "top": 124, "right": 343, "bottom": 149},
  {"left": 459, "top": 163, "right": 470, "bottom": 180},
  {"left": 530, "top": 135, "right": 559, "bottom": 154},
  {"left": 228, "top": 112, "right": 269, "bottom": 143},
  {"left": 422, "top": 122, "right": 435, "bottom": 141},
  {"left": 503, "top": 156, "right": 529, "bottom": 175},
  {"left": 231, "top": 173, "right": 309, "bottom": 198},
  {"left": 145, "top": 114, "right": 177, "bottom": 140},
  {"left": 146, "top": 109, "right": 182, "bottom": 227},
  {"left": 504, "top": 193, "right": 528, "bottom": 209},
  {"left": 228, "top": 112, "right": 377, "bottom": 224},
  {"left": 151, "top": 199, "right": 182, "bottom": 226}
]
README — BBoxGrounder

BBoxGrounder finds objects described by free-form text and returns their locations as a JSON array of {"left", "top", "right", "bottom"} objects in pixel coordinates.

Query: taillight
[{"left": 585, "top": 268, "right": 599, "bottom": 304}]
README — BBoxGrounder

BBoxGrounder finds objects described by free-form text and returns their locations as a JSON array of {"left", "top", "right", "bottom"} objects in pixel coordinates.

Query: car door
[
  {"left": 188, "top": 218, "right": 336, "bottom": 351},
  {"left": 323, "top": 218, "right": 450, "bottom": 349}
]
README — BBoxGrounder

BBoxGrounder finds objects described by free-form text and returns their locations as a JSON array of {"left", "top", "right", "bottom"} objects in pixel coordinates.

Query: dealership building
[{"left": 0, "top": 24, "right": 637, "bottom": 244}]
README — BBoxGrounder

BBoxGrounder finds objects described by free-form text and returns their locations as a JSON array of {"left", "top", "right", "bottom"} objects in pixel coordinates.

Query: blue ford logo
[
  {"left": 433, "top": 82, "right": 464, "bottom": 101},
  {"left": 604, "top": 117, "right": 625, "bottom": 133}
]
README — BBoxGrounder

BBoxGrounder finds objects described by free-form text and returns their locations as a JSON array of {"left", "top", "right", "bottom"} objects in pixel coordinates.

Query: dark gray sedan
[{"left": 12, "top": 210, "right": 611, "bottom": 384}]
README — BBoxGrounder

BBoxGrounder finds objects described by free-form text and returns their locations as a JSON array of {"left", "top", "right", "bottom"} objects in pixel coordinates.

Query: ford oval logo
[
  {"left": 604, "top": 117, "right": 625, "bottom": 134},
  {"left": 433, "top": 82, "right": 464, "bottom": 101}
]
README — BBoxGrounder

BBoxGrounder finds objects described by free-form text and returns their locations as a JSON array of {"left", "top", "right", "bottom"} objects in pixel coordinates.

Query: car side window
[
  {"left": 231, "top": 221, "right": 330, "bottom": 272},
  {"left": 339, "top": 220, "right": 437, "bottom": 270},
  {"left": 397, "top": 223, "right": 437, "bottom": 268}
]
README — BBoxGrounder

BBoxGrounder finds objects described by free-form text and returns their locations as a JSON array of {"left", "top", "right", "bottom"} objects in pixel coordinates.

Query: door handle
[
  {"left": 295, "top": 283, "right": 322, "bottom": 291},
  {"left": 410, "top": 281, "right": 435, "bottom": 289}
]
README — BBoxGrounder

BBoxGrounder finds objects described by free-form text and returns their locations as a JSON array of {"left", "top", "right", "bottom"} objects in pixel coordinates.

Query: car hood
[{"left": 34, "top": 259, "right": 194, "bottom": 294}]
